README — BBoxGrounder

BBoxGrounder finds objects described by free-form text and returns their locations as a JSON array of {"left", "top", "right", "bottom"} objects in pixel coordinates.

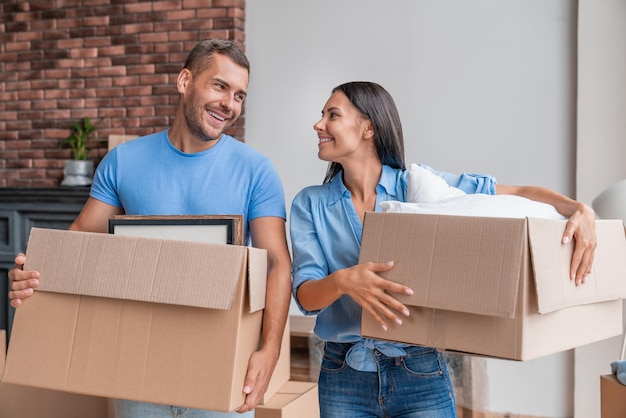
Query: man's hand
[
  {"left": 8, "top": 253, "right": 40, "bottom": 308},
  {"left": 236, "top": 347, "right": 279, "bottom": 413}
]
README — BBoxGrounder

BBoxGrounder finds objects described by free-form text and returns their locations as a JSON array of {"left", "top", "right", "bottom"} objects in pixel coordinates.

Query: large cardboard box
[
  {"left": 1, "top": 330, "right": 111, "bottom": 418},
  {"left": 3, "top": 227, "right": 270, "bottom": 412},
  {"left": 359, "top": 213, "right": 626, "bottom": 360},
  {"left": 256, "top": 381, "right": 320, "bottom": 418},
  {"left": 106, "top": 214, "right": 290, "bottom": 405},
  {"left": 600, "top": 374, "right": 626, "bottom": 418}
]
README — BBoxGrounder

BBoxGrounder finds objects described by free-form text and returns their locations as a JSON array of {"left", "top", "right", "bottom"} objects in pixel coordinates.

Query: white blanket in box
[{"left": 380, "top": 163, "right": 565, "bottom": 220}]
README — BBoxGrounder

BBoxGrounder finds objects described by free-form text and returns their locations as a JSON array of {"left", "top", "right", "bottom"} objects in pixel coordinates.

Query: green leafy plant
[{"left": 59, "top": 117, "right": 97, "bottom": 161}]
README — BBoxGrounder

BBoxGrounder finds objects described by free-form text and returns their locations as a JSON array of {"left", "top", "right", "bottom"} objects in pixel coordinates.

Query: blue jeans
[
  {"left": 319, "top": 342, "right": 456, "bottom": 418},
  {"left": 115, "top": 400, "right": 254, "bottom": 418}
]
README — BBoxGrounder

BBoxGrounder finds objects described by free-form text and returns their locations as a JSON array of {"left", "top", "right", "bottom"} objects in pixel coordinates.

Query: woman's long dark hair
[{"left": 324, "top": 81, "right": 406, "bottom": 184}]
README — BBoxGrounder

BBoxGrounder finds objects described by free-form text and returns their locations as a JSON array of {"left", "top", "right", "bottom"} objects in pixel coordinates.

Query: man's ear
[{"left": 176, "top": 68, "right": 192, "bottom": 94}]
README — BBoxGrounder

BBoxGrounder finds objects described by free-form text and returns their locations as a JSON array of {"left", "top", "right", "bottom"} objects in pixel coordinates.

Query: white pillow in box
[
  {"left": 407, "top": 163, "right": 466, "bottom": 203},
  {"left": 383, "top": 163, "right": 565, "bottom": 219}
]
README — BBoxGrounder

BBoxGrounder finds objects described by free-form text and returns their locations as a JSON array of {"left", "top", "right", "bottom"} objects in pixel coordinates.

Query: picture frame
[{"left": 108, "top": 215, "right": 244, "bottom": 245}]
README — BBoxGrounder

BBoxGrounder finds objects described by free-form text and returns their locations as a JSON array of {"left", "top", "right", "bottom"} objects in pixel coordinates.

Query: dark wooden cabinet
[{"left": 0, "top": 188, "right": 89, "bottom": 342}]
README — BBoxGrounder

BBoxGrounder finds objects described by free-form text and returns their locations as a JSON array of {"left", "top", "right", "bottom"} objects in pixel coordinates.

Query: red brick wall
[{"left": 0, "top": 0, "right": 246, "bottom": 187}]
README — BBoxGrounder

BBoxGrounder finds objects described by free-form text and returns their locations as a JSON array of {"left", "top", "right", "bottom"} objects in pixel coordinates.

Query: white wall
[
  {"left": 246, "top": 1, "right": 578, "bottom": 416},
  {"left": 246, "top": 0, "right": 577, "bottom": 207},
  {"left": 575, "top": 1, "right": 626, "bottom": 418},
  {"left": 576, "top": 0, "right": 626, "bottom": 203}
]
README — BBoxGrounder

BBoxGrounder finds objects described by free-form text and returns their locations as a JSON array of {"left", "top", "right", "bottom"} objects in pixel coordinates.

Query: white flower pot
[{"left": 61, "top": 160, "right": 94, "bottom": 186}]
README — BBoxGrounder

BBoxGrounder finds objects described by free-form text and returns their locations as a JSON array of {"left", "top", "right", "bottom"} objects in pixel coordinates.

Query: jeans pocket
[
  {"left": 400, "top": 347, "right": 445, "bottom": 378},
  {"left": 320, "top": 342, "right": 349, "bottom": 373}
]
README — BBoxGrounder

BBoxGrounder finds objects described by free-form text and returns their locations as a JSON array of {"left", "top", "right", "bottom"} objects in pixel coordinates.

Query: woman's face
[{"left": 314, "top": 91, "right": 373, "bottom": 164}]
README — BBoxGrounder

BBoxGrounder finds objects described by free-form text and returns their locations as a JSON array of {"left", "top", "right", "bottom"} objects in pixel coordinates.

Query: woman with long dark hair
[{"left": 289, "top": 81, "right": 596, "bottom": 417}]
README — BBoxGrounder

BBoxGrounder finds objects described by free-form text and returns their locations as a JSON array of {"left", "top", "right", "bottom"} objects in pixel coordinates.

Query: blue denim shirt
[{"left": 289, "top": 164, "right": 496, "bottom": 370}]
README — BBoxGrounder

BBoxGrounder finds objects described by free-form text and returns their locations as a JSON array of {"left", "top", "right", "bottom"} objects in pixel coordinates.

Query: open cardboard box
[
  {"left": 359, "top": 213, "right": 626, "bottom": 360},
  {"left": 2, "top": 227, "right": 279, "bottom": 412},
  {"left": 600, "top": 374, "right": 626, "bottom": 418}
]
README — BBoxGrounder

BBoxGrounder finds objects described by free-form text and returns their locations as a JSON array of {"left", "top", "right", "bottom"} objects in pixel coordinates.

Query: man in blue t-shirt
[{"left": 8, "top": 38, "right": 292, "bottom": 418}]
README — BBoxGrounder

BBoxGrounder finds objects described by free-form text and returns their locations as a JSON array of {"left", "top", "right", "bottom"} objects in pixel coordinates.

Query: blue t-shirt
[
  {"left": 290, "top": 164, "right": 496, "bottom": 343},
  {"left": 91, "top": 130, "right": 286, "bottom": 244}
]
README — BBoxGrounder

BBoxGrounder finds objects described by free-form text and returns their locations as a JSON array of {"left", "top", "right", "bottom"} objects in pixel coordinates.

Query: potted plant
[{"left": 59, "top": 117, "right": 97, "bottom": 186}]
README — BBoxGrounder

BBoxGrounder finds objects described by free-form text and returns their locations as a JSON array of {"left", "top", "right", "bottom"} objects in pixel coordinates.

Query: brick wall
[{"left": 0, "top": 0, "right": 246, "bottom": 187}]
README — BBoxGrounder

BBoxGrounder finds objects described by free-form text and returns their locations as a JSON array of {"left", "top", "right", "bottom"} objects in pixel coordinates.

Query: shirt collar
[
  {"left": 327, "top": 173, "right": 347, "bottom": 205},
  {"left": 378, "top": 165, "right": 399, "bottom": 198}
]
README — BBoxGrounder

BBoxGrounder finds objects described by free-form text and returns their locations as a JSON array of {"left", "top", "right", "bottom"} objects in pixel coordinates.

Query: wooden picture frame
[{"left": 108, "top": 215, "right": 244, "bottom": 245}]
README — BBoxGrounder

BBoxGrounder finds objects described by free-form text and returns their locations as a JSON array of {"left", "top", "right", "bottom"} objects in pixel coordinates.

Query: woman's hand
[
  {"left": 496, "top": 184, "right": 598, "bottom": 286},
  {"left": 336, "top": 261, "right": 413, "bottom": 331},
  {"left": 562, "top": 203, "right": 597, "bottom": 285}
]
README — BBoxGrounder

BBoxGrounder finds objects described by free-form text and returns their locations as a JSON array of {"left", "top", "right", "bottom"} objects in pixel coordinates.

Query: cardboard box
[
  {"left": 256, "top": 381, "right": 319, "bottom": 418},
  {"left": 1, "top": 330, "right": 111, "bottom": 418},
  {"left": 3, "top": 227, "right": 269, "bottom": 412},
  {"left": 106, "top": 214, "right": 289, "bottom": 405},
  {"left": 600, "top": 374, "right": 626, "bottom": 418},
  {"left": 359, "top": 213, "right": 626, "bottom": 360}
]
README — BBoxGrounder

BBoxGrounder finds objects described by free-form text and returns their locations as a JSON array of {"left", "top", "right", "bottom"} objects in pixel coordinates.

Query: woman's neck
[{"left": 342, "top": 160, "right": 383, "bottom": 221}]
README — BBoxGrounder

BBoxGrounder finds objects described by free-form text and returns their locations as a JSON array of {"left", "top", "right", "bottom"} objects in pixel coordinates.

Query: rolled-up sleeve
[{"left": 290, "top": 189, "right": 328, "bottom": 315}]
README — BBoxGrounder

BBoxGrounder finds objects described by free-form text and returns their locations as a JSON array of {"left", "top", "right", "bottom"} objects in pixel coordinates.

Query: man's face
[{"left": 179, "top": 53, "right": 249, "bottom": 142}]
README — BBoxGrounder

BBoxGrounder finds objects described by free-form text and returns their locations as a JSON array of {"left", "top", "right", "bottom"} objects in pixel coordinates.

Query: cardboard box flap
[
  {"left": 529, "top": 218, "right": 626, "bottom": 314},
  {"left": 276, "top": 381, "right": 317, "bottom": 394},
  {"left": 359, "top": 212, "right": 526, "bottom": 318},
  {"left": 256, "top": 381, "right": 319, "bottom": 416},
  {"left": 247, "top": 247, "right": 268, "bottom": 313},
  {"left": 24, "top": 227, "right": 258, "bottom": 310}
]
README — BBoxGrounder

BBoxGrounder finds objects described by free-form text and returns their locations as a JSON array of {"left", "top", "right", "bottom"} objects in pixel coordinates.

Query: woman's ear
[{"left": 364, "top": 122, "right": 374, "bottom": 140}]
